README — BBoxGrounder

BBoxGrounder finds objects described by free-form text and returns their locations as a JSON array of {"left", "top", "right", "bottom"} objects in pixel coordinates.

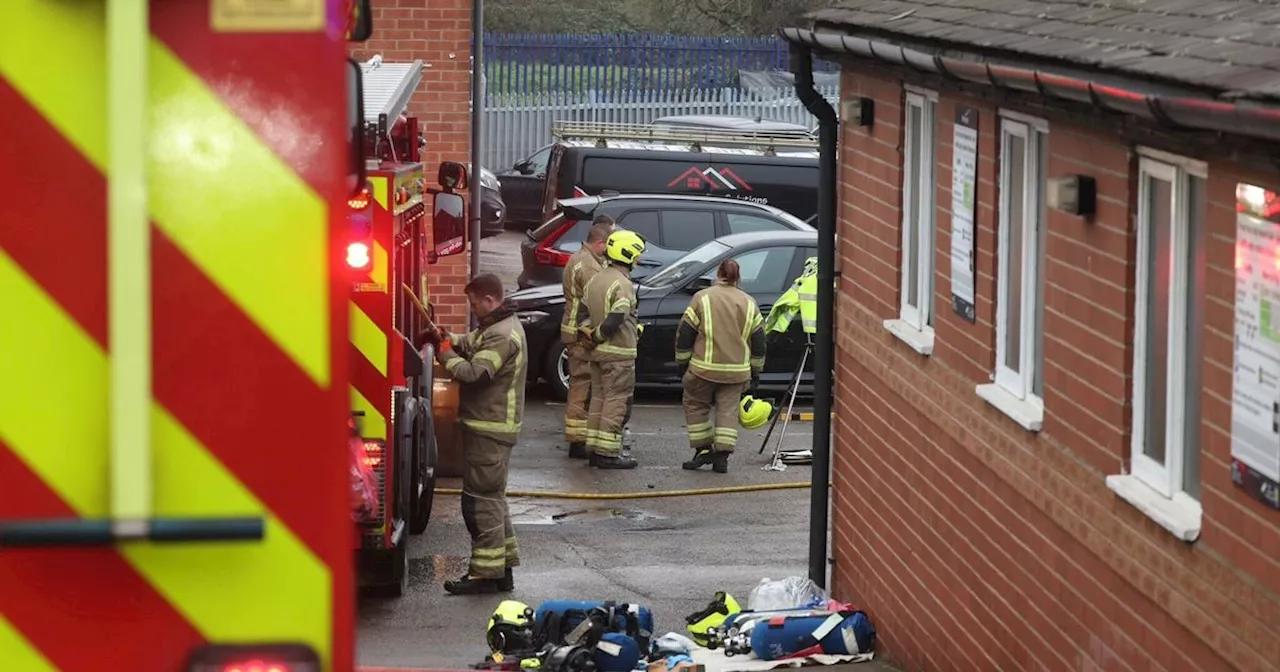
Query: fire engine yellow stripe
[
  {"left": 369, "top": 175, "right": 390, "bottom": 210},
  {"left": 0, "top": 2, "right": 331, "bottom": 389},
  {"left": 370, "top": 240, "right": 389, "bottom": 288},
  {"left": 0, "top": 614, "right": 57, "bottom": 672},
  {"left": 350, "top": 301, "right": 388, "bottom": 376},
  {"left": 0, "top": 252, "right": 333, "bottom": 667},
  {"left": 350, "top": 386, "right": 388, "bottom": 440}
]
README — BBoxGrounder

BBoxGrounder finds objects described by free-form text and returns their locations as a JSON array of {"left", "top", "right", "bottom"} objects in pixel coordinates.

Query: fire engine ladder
[
  {"left": 551, "top": 120, "right": 820, "bottom": 154},
  {"left": 360, "top": 56, "right": 423, "bottom": 126},
  {"left": 0, "top": 2, "right": 262, "bottom": 548}
]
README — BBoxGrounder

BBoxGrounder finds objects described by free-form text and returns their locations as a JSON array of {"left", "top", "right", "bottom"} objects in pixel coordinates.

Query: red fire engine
[{"left": 345, "top": 55, "right": 470, "bottom": 597}]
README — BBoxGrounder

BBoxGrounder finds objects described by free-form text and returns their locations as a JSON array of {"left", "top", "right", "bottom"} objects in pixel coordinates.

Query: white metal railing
[{"left": 480, "top": 85, "right": 839, "bottom": 171}]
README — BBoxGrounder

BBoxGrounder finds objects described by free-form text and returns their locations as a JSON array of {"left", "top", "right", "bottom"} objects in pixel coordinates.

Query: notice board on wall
[
  {"left": 950, "top": 106, "right": 979, "bottom": 323},
  {"left": 1231, "top": 183, "right": 1280, "bottom": 511}
]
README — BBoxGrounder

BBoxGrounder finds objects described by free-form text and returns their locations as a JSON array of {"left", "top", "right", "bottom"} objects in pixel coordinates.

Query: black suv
[{"left": 517, "top": 193, "right": 816, "bottom": 289}]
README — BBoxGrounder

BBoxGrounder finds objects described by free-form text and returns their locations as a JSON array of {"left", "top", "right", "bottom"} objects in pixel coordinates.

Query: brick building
[
  {"left": 351, "top": 0, "right": 473, "bottom": 330},
  {"left": 784, "top": 2, "right": 1280, "bottom": 670}
]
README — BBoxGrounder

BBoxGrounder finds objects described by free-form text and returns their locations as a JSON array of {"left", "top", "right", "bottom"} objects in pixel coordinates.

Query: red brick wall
[
  {"left": 831, "top": 68, "right": 1280, "bottom": 671},
  {"left": 350, "top": 0, "right": 472, "bottom": 331}
]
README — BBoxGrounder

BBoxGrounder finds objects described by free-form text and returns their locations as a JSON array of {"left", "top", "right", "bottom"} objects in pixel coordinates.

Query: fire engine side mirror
[
  {"left": 431, "top": 191, "right": 467, "bottom": 260},
  {"left": 346, "top": 0, "right": 373, "bottom": 42},
  {"left": 346, "top": 58, "right": 367, "bottom": 199},
  {"left": 437, "top": 161, "right": 469, "bottom": 191}
]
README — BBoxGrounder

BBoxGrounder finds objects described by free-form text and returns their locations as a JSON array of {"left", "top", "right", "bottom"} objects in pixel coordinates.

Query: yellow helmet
[
  {"left": 605, "top": 229, "right": 646, "bottom": 266},
  {"left": 685, "top": 591, "right": 741, "bottom": 647},
  {"left": 739, "top": 395, "right": 773, "bottom": 430},
  {"left": 487, "top": 600, "right": 535, "bottom": 654},
  {"left": 801, "top": 256, "right": 818, "bottom": 277}
]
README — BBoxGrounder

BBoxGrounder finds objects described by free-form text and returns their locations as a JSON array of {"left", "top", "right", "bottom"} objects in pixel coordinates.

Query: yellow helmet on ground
[
  {"left": 487, "top": 599, "right": 535, "bottom": 654},
  {"left": 685, "top": 591, "right": 742, "bottom": 647},
  {"left": 605, "top": 229, "right": 646, "bottom": 266},
  {"left": 739, "top": 396, "right": 772, "bottom": 430}
]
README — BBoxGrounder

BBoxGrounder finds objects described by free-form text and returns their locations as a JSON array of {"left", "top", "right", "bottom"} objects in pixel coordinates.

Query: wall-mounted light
[
  {"left": 841, "top": 97, "right": 874, "bottom": 127},
  {"left": 1047, "top": 174, "right": 1096, "bottom": 217}
]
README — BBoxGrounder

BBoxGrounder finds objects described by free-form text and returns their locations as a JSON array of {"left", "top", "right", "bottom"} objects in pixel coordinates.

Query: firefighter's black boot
[
  {"left": 682, "top": 449, "right": 729, "bottom": 473},
  {"left": 444, "top": 574, "right": 502, "bottom": 595},
  {"left": 591, "top": 452, "right": 637, "bottom": 469},
  {"left": 567, "top": 442, "right": 588, "bottom": 459},
  {"left": 497, "top": 567, "right": 514, "bottom": 592}
]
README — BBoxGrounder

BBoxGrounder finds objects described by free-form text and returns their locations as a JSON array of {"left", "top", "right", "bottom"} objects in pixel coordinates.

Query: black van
[{"left": 537, "top": 130, "right": 820, "bottom": 226}]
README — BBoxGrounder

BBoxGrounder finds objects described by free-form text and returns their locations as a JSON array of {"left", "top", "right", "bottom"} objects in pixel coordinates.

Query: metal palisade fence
[{"left": 479, "top": 33, "right": 841, "bottom": 170}]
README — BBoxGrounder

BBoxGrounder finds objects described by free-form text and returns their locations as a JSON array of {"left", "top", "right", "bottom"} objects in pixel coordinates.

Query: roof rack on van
[{"left": 550, "top": 120, "right": 818, "bottom": 153}]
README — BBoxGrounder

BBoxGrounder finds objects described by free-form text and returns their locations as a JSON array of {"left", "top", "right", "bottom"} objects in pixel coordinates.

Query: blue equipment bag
[
  {"left": 533, "top": 600, "right": 654, "bottom": 651},
  {"left": 592, "top": 631, "right": 641, "bottom": 672},
  {"left": 748, "top": 611, "right": 876, "bottom": 661}
]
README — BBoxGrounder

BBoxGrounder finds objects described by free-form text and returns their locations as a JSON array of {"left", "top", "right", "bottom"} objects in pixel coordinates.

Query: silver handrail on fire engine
[{"left": 550, "top": 120, "right": 819, "bottom": 151}]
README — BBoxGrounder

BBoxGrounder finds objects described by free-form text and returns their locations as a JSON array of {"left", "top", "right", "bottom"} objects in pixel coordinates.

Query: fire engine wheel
[
  {"left": 410, "top": 413, "right": 436, "bottom": 535},
  {"left": 545, "top": 342, "right": 570, "bottom": 401}
]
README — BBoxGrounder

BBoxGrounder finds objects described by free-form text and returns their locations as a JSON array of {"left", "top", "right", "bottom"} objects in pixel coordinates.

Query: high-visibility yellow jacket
[
  {"left": 765, "top": 257, "right": 819, "bottom": 335},
  {"left": 441, "top": 310, "right": 528, "bottom": 445},
  {"left": 675, "top": 281, "right": 766, "bottom": 384},
  {"left": 582, "top": 264, "right": 638, "bottom": 362},
  {"left": 560, "top": 246, "right": 605, "bottom": 345}
]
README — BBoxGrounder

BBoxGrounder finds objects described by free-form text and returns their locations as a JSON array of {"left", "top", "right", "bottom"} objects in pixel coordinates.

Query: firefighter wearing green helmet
[
  {"left": 580, "top": 229, "right": 647, "bottom": 469},
  {"left": 674, "top": 258, "right": 767, "bottom": 473}
]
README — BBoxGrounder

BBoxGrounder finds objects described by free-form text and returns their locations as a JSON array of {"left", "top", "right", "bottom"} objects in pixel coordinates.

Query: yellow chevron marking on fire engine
[
  {"left": 0, "top": 614, "right": 57, "bottom": 672},
  {"left": 350, "top": 387, "right": 388, "bottom": 441},
  {"left": 368, "top": 175, "right": 390, "bottom": 210},
  {"left": 0, "top": 251, "right": 333, "bottom": 668},
  {"left": 350, "top": 301, "right": 388, "bottom": 376},
  {"left": 0, "top": 2, "right": 330, "bottom": 388},
  {"left": 370, "top": 240, "right": 390, "bottom": 288}
]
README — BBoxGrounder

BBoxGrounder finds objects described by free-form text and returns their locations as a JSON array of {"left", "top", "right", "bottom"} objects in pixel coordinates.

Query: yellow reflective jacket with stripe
[
  {"left": 441, "top": 312, "right": 528, "bottom": 445},
  {"left": 675, "top": 282, "right": 766, "bottom": 384},
  {"left": 582, "top": 264, "right": 638, "bottom": 362},
  {"left": 560, "top": 246, "right": 605, "bottom": 345}
]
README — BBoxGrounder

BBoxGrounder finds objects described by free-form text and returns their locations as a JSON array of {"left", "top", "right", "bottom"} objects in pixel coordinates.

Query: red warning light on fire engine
[{"left": 346, "top": 242, "right": 372, "bottom": 270}]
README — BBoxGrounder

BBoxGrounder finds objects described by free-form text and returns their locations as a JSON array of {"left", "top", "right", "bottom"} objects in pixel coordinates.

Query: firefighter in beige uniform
[
  {"left": 581, "top": 229, "right": 647, "bottom": 470},
  {"left": 560, "top": 216, "right": 615, "bottom": 459},
  {"left": 434, "top": 273, "right": 528, "bottom": 595},
  {"left": 675, "top": 259, "right": 766, "bottom": 473}
]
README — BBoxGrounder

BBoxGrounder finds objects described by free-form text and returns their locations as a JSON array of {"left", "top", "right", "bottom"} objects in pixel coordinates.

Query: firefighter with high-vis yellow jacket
[
  {"left": 675, "top": 259, "right": 767, "bottom": 473},
  {"left": 580, "top": 229, "right": 647, "bottom": 470},
  {"left": 433, "top": 272, "right": 528, "bottom": 595},
  {"left": 560, "top": 216, "right": 616, "bottom": 460}
]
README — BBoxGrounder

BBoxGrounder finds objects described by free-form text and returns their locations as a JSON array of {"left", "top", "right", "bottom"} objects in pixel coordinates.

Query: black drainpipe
[{"left": 789, "top": 42, "right": 838, "bottom": 591}]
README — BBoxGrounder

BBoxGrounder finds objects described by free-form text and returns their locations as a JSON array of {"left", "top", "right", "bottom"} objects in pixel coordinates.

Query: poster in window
[
  {"left": 1230, "top": 182, "right": 1280, "bottom": 511},
  {"left": 950, "top": 106, "right": 979, "bottom": 323}
]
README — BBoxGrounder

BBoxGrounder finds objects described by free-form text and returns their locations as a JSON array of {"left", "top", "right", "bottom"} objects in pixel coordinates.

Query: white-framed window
[
  {"left": 884, "top": 88, "right": 937, "bottom": 356},
  {"left": 899, "top": 89, "right": 937, "bottom": 330},
  {"left": 994, "top": 114, "right": 1048, "bottom": 404},
  {"left": 1129, "top": 152, "right": 1205, "bottom": 502}
]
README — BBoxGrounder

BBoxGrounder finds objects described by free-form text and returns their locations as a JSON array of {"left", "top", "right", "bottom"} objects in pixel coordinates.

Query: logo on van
[{"left": 667, "top": 166, "right": 753, "bottom": 192}]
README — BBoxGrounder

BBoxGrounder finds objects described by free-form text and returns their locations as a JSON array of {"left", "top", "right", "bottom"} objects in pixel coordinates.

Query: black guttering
[
  {"left": 780, "top": 27, "right": 1280, "bottom": 143},
  {"left": 789, "top": 43, "right": 838, "bottom": 592}
]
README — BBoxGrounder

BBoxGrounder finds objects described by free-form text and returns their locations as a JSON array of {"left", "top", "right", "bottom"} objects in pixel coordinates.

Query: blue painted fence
[{"left": 480, "top": 33, "right": 840, "bottom": 95}]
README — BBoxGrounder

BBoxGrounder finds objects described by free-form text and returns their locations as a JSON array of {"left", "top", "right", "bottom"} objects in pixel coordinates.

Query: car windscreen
[{"left": 644, "top": 240, "right": 730, "bottom": 287}]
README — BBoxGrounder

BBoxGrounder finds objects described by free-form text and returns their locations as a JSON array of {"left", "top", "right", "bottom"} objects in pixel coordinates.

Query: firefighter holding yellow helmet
[
  {"left": 580, "top": 229, "right": 647, "bottom": 469},
  {"left": 674, "top": 258, "right": 767, "bottom": 473}
]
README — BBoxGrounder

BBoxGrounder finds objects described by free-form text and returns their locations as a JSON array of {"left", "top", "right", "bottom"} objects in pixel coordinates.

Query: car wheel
[{"left": 544, "top": 342, "right": 570, "bottom": 401}]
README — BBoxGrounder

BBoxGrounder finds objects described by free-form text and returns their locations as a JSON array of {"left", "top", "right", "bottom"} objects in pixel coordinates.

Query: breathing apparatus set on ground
[{"left": 474, "top": 578, "right": 878, "bottom": 671}]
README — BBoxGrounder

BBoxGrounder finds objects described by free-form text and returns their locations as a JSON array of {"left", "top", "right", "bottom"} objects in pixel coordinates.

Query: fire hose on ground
[{"left": 434, "top": 482, "right": 830, "bottom": 500}]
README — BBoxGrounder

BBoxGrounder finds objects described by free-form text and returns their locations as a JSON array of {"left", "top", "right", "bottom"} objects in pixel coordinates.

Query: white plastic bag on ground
[{"left": 746, "top": 576, "right": 829, "bottom": 611}]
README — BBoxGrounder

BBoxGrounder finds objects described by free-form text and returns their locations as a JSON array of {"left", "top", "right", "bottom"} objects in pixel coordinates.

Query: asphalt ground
[{"left": 355, "top": 393, "right": 823, "bottom": 668}]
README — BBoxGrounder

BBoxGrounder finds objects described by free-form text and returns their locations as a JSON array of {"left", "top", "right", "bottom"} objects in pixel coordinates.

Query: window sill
[
  {"left": 883, "top": 319, "right": 934, "bottom": 356},
  {"left": 975, "top": 383, "right": 1043, "bottom": 432},
  {"left": 1105, "top": 474, "right": 1203, "bottom": 542}
]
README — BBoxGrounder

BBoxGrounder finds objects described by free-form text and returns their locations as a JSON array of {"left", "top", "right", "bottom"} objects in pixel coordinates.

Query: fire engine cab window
[
  {"left": 618, "top": 210, "right": 660, "bottom": 244},
  {"left": 660, "top": 210, "right": 715, "bottom": 251}
]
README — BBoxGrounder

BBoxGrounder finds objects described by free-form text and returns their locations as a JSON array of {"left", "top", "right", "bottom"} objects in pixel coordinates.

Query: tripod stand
[{"left": 758, "top": 334, "right": 813, "bottom": 471}]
